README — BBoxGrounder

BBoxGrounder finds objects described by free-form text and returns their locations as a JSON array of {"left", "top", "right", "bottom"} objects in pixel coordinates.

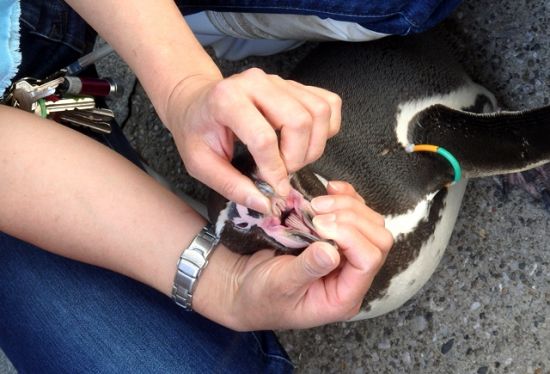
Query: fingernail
[
  {"left": 327, "top": 180, "right": 346, "bottom": 192},
  {"left": 315, "top": 246, "right": 335, "bottom": 268},
  {"left": 312, "top": 214, "right": 337, "bottom": 231},
  {"left": 311, "top": 196, "right": 334, "bottom": 212},
  {"left": 246, "top": 194, "right": 270, "bottom": 214}
]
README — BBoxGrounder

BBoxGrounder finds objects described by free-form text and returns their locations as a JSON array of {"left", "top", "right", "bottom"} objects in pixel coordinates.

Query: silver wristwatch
[{"left": 172, "top": 223, "right": 219, "bottom": 311}]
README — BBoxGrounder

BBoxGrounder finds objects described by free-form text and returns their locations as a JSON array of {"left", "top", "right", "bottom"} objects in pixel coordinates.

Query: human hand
[
  {"left": 193, "top": 181, "right": 393, "bottom": 331},
  {"left": 164, "top": 68, "right": 342, "bottom": 214}
]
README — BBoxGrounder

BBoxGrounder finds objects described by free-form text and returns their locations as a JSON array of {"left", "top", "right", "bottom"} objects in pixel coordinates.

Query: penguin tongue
[{"left": 265, "top": 190, "right": 321, "bottom": 246}]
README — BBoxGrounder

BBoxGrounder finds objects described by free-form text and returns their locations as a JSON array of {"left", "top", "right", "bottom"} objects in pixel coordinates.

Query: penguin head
[{"left": 208, "top": 152, "right": 329, "bottom": 255}]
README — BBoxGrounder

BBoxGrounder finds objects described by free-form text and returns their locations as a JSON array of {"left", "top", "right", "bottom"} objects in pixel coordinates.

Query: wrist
[
  {"left": 191, "top": 242, "right": 246, "bottom": 329},
  {"left": 161, "top": 72, "right": 222, "bottom": 134},
  {"left": 172, "top": 223, "right": 219, "bottom": 310}
]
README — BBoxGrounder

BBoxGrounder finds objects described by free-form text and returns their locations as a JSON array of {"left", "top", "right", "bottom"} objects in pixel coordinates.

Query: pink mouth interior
[{"left": 232, "top": 188, "right": 321, "bottom": 249}]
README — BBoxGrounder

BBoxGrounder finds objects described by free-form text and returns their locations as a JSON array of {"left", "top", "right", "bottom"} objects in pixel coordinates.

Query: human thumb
[{"left": 288, "top": 242, "right": 340, "bottom": 289}]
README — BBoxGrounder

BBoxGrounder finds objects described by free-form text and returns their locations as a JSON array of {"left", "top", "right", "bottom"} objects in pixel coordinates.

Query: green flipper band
[
  {"left": 405, "top": 144, "right": 462, "bottom": 185},
  {"left": 436, "top": 147, "right": 461, "bottom": 184}
]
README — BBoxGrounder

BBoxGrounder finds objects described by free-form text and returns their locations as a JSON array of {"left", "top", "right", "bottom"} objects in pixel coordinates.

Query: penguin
[{"left": 208, "top": 33, "right": 550, "bottom": 320}]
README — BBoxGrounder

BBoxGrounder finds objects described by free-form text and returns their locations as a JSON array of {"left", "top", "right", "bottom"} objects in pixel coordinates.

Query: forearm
[
  {"left": 0, "top": 106, "right": 207, "bottom": 295},
  {"left": 65, "top": 0, "right": 222, "bottom": 128}
]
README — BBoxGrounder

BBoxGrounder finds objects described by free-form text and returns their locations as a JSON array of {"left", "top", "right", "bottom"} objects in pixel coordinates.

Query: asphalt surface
[{"left": 2, "top": 0, "right": 549, "bottom": 373}]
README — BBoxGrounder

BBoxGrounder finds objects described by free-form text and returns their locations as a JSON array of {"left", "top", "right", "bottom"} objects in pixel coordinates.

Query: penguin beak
[
  {"left": 207, "top": 151, "right": 331, "bottom": 254},
  {"left": 247, "top": 180, "right": 325, "bottom": 249}
]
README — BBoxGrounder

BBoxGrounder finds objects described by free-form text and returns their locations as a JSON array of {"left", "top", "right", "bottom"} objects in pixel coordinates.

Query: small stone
[
  {"left": 377, "top": 339, "right": 391, "bottom": 350},
  {"left": 402, "top": 352, "right": 412, "bottom": 365},
  {"left": 412, "top": 316, "right": 428, "bottom": 332},
  {"left": 478, "top": 228, "right": 487, "bottom": 239},
  {"left": 470, "top": 301, "right": 481, "bottom": 311},
  {"left": 477, "top": 366, "right": 488, "bottom": 374},
  {"left": 441, "top": 338, "right": 454, "bottom": 355}
]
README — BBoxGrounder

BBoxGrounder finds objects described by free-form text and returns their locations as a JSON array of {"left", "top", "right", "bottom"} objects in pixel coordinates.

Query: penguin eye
[{"left": 237, "top": 222, "right": 249, "bottom": 228}]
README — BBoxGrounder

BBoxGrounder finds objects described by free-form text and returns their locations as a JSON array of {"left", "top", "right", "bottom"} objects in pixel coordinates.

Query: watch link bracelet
[{"left": 172, "top": 223, "right": 219, "bottom": 311}]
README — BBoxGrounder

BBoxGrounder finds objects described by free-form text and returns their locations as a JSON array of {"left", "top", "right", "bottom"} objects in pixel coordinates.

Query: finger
[
  {"left": 216, "top": 92, "right": 291, "bottom": 197},
  {"left": 311, "top": 194, "right": 385, "bottom": 227},
  {"left": 185, "top": 145, "right": 271, "bottom": 214},
  {"left": 284, "top": 241, "right": 340, "bottom": 294},
  {"left": 326, "top": 180, "right": 365, "bottom": 204},
  {"left": 288, "top": 81, "right": 342, "bottom": 138},
  {"left": 312, "top": 219, "right": 385, "bottom": 303},
  {"left": 239, "top": 72, "right": 314, "bottom": 174},
  {"left": 274, "top": 79, "right": 331, "bottom": 166},
  {"left": 315, "top": 211, "right": 393, "bottom": 252}
]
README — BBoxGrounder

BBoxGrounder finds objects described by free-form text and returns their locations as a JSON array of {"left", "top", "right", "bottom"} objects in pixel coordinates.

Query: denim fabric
[
  {"left": 0, "top": 233, "right": 294, "bottom": 373},
  {"left": 177, "top": 0, "right": 463, "bottom": 35},
  {"left": 15, "top": 0, "right": 96, "bottom": 80}
]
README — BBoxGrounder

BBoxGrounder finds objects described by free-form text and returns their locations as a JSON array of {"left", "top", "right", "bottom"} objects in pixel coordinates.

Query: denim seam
[
  {"left": 184, "top": 4, "right": 412, "bottom": 22},
  {"left": 186, "top": 5, "right": 419, "bottom": 35},
  {"left": 397, "top": 10, "right": 420, "bottom": 28},
  {"left": 250, "top": 332, "right": 295, "bottom": 367}
]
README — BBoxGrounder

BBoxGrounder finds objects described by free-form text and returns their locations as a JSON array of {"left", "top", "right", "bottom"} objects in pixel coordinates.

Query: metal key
[
  {"left": 55, "top": 108, "right": 114, "bottom": 134},
  {"left": 3, "top": 77, "right": 39, "bottom": 106},
  {"left": 10, "top": 77, "right": 65, "bottom": 111},
  {"left": 34, "top": 96, "right": 96, "bottom": 117}
]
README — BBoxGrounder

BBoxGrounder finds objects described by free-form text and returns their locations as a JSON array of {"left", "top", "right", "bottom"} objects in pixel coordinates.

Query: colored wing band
[{"left": 405, "top": 144, "right": 462, "bottom": 185}]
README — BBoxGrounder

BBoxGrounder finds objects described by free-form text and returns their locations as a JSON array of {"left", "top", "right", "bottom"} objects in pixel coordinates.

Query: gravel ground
[{"left": 2, "top": 0, "right": 549, "bottom": 373}]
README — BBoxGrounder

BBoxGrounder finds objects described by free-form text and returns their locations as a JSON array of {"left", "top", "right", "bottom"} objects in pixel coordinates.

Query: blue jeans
[
  {"left": 14, "top": 0, "right": 462, "bottom": 78},
  {"left": 177, "top": 0, "right": 462, "bottom": 35},
  {"left": 0, "top": 233, "right": 293, "bottom": 373}
]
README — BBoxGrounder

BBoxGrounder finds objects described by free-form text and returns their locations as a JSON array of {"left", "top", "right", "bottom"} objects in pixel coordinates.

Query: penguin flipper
[{"left": 410, "top": 104, "right": 550, "bottom": 179}]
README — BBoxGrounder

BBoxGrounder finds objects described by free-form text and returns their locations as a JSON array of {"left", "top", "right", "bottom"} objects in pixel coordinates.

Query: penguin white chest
[{"left": 353, "top": 181, "right": 467, "bottom": 320}]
